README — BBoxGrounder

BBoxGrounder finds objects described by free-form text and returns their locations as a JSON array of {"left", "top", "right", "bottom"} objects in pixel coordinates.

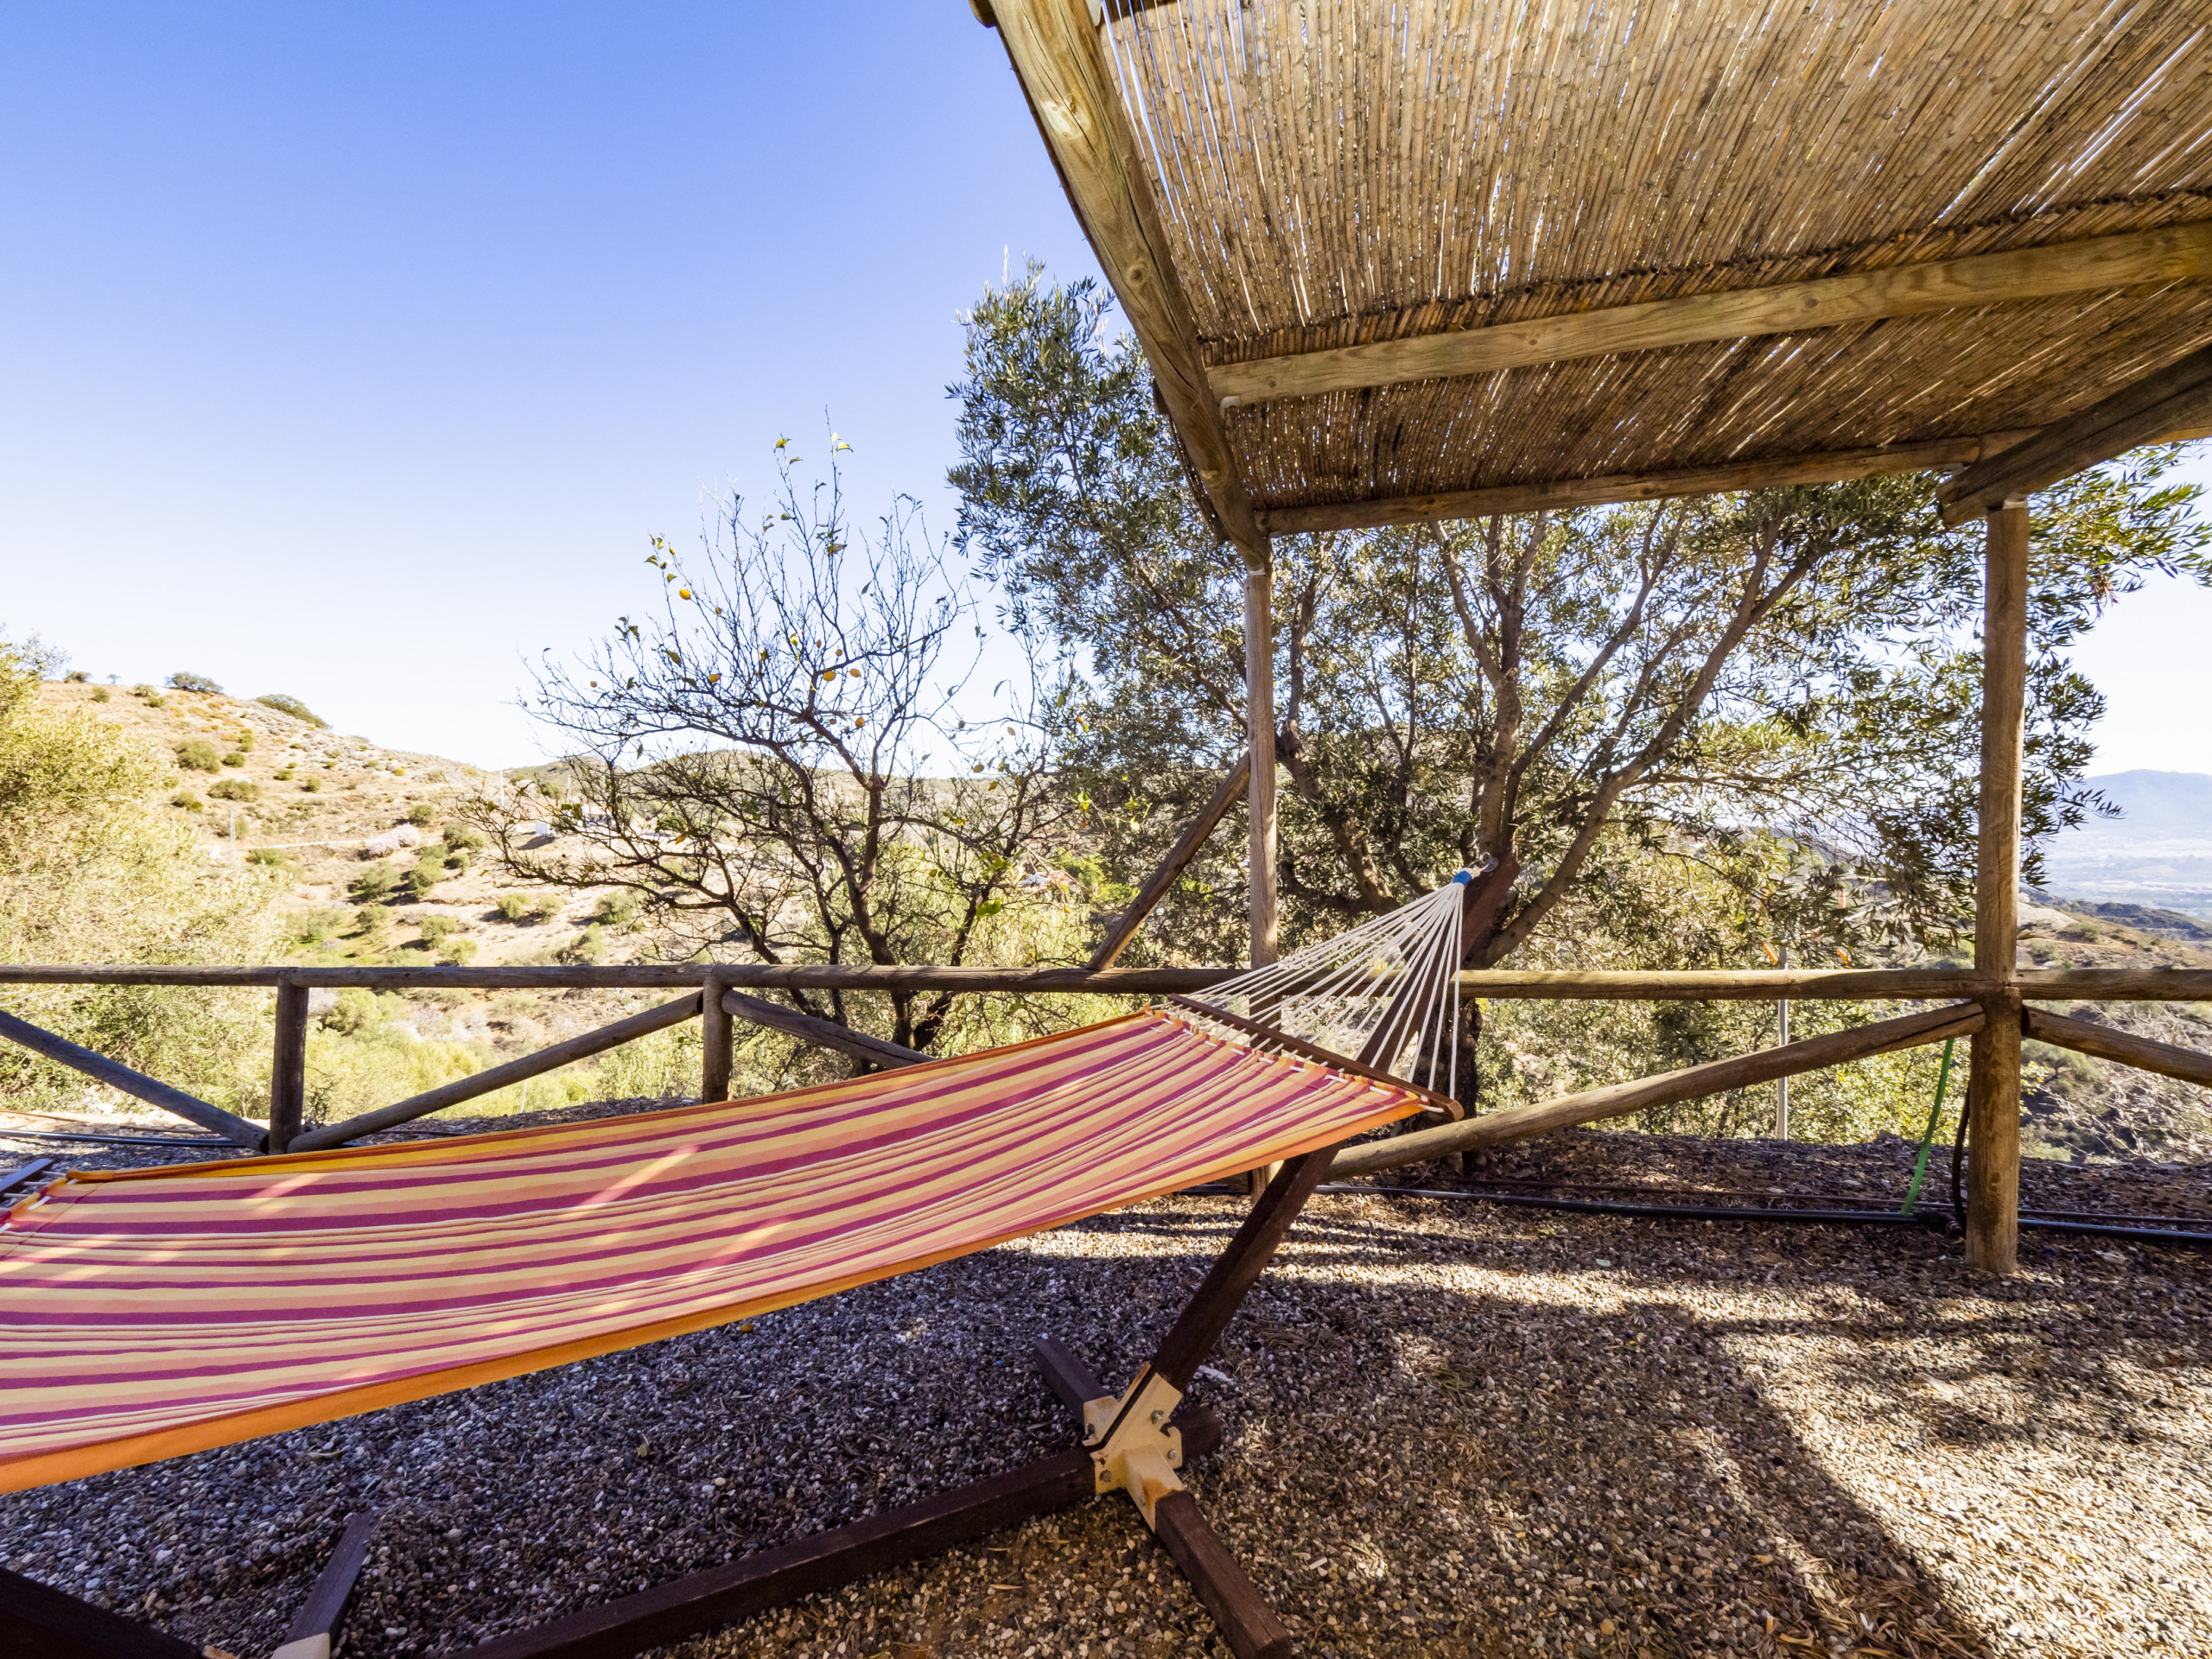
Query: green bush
[
  {"left": 170, "top": 791, "right": 204, "bottom": 811},
  {"left": 443, "top": 825, "right": 487, "bottom": 853},
  {"left": 208, "top": 778, "right": 260, "bottom": 803},
  {"left": 404, "top": 858, "right": 443, "bottom": 899},
  {"left": 416, "top": 913, "right": 459, "bottom": 945},
  {"left": 556, "top": 923, "right": 605, "bottom": 964},
  {"left": 321, "top": 987, "right": 384, "bottom": 1035},
  {"left": 64, "top": 671, "right": 87, "bottom": 683},
  {"left": 495, "top": 892, "right": 544, "bottom": 924},
  {"left": 437, "top": 936, "right": 479, "bottom": 966},
  {"left": 593, "top": 891, "right": 640, "bottom": 930},
  {"left": 91, "top": 687, "right": 110, "bottom": 702},
  {"left": 406, "top": 802, "right": 435, "bottom": 827},
  {"left": 352, "top": 864, "right": 397, "bottom": 904},
  {"left": 175, "top": 740, "right": 222, "bottom": 772},
  {"left": 274, "top": 766, "right": 296, "bottom": 781},
  {"left": 255, "top": 693, "right": 327, "bottom": 728},
  {"left": 219, "top": 751, "right": 246, "bottom": 767},
  {"left": 233, "top": 730, "right": 254, "bottom": 753},
  {"left": 245, "top": 846, "right": 288, "bottom": 868},
  {"left": 167, "top": 671, "right": 223, "bottom": 694},
  {"left": 302, "top": 776, "right": 321, "bottom": 793},
  {"left": 290, "top": 907, "right": 349, "bottom": 947}
]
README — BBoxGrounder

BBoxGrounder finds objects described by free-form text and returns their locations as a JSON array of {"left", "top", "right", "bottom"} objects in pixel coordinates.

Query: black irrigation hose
[
  {"left": 1949, "top": 1074, "right": 1970, "bottom": 1224},
  {"left": 1330, "top": 1185, "right": 2212, "bottom": 1248}
]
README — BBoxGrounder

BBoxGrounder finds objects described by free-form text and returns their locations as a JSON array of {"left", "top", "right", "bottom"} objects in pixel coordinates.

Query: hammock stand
[
  {"left": 0, "top": 1153, "right": 1333, "bottom": 1659},
  {"left": 0, "top": 881, "right": 1478, "bottom": 1659}
]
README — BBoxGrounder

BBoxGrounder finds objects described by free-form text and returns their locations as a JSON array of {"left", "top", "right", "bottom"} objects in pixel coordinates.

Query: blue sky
[
  {"left": 1, "top": 3, "right": 1098, "bottom": 763},
  {"left": 3, "top": 3, "right": 2209, "bottom": 774}
]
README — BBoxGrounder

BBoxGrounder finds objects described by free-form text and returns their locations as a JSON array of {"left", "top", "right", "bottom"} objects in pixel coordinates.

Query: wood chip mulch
[{"left": 3, "top": 1123, "right": 2206, "bottom": 1659}]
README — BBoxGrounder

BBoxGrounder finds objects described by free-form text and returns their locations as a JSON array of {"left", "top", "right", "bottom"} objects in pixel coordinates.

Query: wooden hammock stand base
[{"left": 0, "top": 1151, "right": 1337, "bottom": 1659}]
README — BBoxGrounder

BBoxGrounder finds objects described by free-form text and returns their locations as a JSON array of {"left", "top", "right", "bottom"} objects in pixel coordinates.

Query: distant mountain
[
  {"left": 2040, "top": 770, "right": 2212, "bottom": 918},
  {"left": 2064, "top": 771, "right": 2212, "bottom": 841}
]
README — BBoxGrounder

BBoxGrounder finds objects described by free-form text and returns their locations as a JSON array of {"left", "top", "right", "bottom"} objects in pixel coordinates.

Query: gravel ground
[{"left": 3, "top": 1115, "right": 2208, "bottom": 1659}]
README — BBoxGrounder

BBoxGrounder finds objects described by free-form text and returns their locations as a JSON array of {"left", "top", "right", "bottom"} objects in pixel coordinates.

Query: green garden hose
[{"left": 1898, "top": 1037, "right": 1955, "bottom": 1217}]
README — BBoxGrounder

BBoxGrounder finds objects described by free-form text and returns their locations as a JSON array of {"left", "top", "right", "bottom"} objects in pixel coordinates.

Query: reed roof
[{"left": 985, "top": 0, "right": 2212, "bottom": 539}]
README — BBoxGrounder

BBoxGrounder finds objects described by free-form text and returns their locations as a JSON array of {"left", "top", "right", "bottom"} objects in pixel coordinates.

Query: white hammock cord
[{"left": 1179, "top": 869, "right": 1479, "bottom": 1096}]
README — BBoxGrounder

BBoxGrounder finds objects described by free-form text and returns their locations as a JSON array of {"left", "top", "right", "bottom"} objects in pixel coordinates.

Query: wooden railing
[{"left": 3, "top": 963, "right": 2209, "bottom": 1166}]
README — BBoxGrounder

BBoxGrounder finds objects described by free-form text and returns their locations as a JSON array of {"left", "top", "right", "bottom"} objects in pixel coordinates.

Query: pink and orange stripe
[{"left": 0, "top": 1011, "right": 1421, "bottom": 1491}]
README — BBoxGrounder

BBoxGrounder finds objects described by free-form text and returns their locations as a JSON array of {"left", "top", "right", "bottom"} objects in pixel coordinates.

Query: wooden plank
[
  {"left": 1968, "top": 505, "right": 2028, "bottom": 1274},
  {"left": 1938, "top": 344, "right": 2212, "bottom": 524},
  {"left": 283, "top": 1512, "right": 378, "bottom": 1648},
  {"left": 268, "top": 977, "right": 310, "bottom": 1154},
  {"left": 1033, "top": 1334, "right": 1109, "bottom": 1412},
  {"left": 291, "top": 993, "right": 703, "bottom": 1151},
  {"left": 2024, "top": 1007, "right": 2212, "bottom": 1088},
  {"left": 1145, "top": 1148, "right": 1339, "bottom": 1393},
  {"left": 1211, "top": 221, "right": 2212, "bottom": 407},
  {"left": 719, "top": 989, "right": 930, "bottom": 1071},
  {"left": 1151, "top": 1492, "right": 1294, "bottom": 1659},
  {"left": 699, "top": 970, "right": 733, "bottom": 1103},
  {"left": 1164, "top": 996, "right": 1459, "bottom": 1116},
  {"left": 1245, "top": 563, "right": 1279, "bottom": 967},
  {"left": 1089, "top": 752, "right": 1252, "bottom": 970},
  {"left": 448, "top": 1451, "right": 1100, "bottom": 1659},
  {"left": 1326, "top": 1003, "right": 1986, "bottom": 1179},
  {"left": 989, "top": 0, "right": 1270, "bottom": 559},
  {"left": 0, "top": 1007, "right": 264, "bottom": 1147},
  {"left": 1257, "top": 431, "right": 2038, "bottom": 537},
  {"left": 0, "top": 1564, "right": 202, "bottom": 1659}
]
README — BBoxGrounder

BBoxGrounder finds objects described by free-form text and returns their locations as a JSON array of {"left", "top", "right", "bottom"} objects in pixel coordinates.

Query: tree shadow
[{"left": 3, "top": 1193, "right": 2194, "bottom": 1657}]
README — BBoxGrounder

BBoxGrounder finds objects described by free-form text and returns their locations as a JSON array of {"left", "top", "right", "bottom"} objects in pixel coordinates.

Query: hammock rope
[{"left": 1177, "top": 869, "right": 1478, "bottom": 1098}]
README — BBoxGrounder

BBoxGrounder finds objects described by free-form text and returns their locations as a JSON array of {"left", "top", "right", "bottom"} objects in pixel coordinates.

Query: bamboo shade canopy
[{"left": 987, "top": 0, "right": 2212, "bottom": 535}]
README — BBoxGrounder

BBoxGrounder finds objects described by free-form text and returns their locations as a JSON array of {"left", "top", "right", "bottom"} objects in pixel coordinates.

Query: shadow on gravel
[{"left": 5, "top": 1193, "right": 2196, "bottom": 1659}]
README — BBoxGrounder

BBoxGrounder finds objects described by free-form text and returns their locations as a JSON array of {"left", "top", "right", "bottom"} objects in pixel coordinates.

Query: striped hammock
[{"left": 0, "top": 1009, "right": 1425, "bottom": 1492}]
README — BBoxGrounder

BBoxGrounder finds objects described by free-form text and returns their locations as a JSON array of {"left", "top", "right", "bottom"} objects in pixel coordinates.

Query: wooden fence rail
[
  {"left": 5, "top": 959, "right": 2211, "bottom": 1158},
  {"left": 3, "top": 962, "right": 2209, "bottom": 999}
]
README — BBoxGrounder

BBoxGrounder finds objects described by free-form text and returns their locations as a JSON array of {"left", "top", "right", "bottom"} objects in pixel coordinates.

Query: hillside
[
  {"left": 36, "top": 679, "right": 639, "bottom": 975},
  {"left": 14, "top": 681, "right": 703, "bottom": 1130}
]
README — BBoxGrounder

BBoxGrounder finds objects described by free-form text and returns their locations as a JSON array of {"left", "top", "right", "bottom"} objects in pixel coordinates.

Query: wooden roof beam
[
  {"left": 1211, "top": 222, "right": 2212, "bottom": 410},
  {"left": 984, "top": 0, "right": 1270, "bottom": 563},
  {"left": 1257, "top": 432, "right": 2040, "bottom": 537},
  {"left": 1936, "top": 343, "right": 2212, "bottom": 524}
]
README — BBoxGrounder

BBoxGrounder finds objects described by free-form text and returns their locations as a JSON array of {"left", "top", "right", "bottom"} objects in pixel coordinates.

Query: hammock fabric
[{"left": 0, "top": 1009, "right": 1423, "bottom": 1493}]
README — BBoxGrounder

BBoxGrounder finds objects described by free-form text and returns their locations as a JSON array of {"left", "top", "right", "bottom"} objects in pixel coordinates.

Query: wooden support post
[
  {"left": 2024, "top": 1005, "right": 2212, "bottom": 1087},
  {"left": 1088, "top": 751, "right": 1252, "bottom": 970},
  {"left": 268, "top": 977, "right": 309, "bottom": 1154},
  {"left": 1243, "top": 550, "right": 1281, "bottom": 1197},
  {"left": 1968, "top": 504, "right": 2028, "bottom": 1274},
  {"left": 1244, "top": 556, "right": 1277, "bottom": 969},
  {"left": 720, "top": 988, "right": 931, "bottom": 1071},
  {"left": 1328, "top": 1002, "right": 1986, "bottom": 1179},
  {"left": 699, "top": 970, "right": 733, "bottom": 1103}
]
